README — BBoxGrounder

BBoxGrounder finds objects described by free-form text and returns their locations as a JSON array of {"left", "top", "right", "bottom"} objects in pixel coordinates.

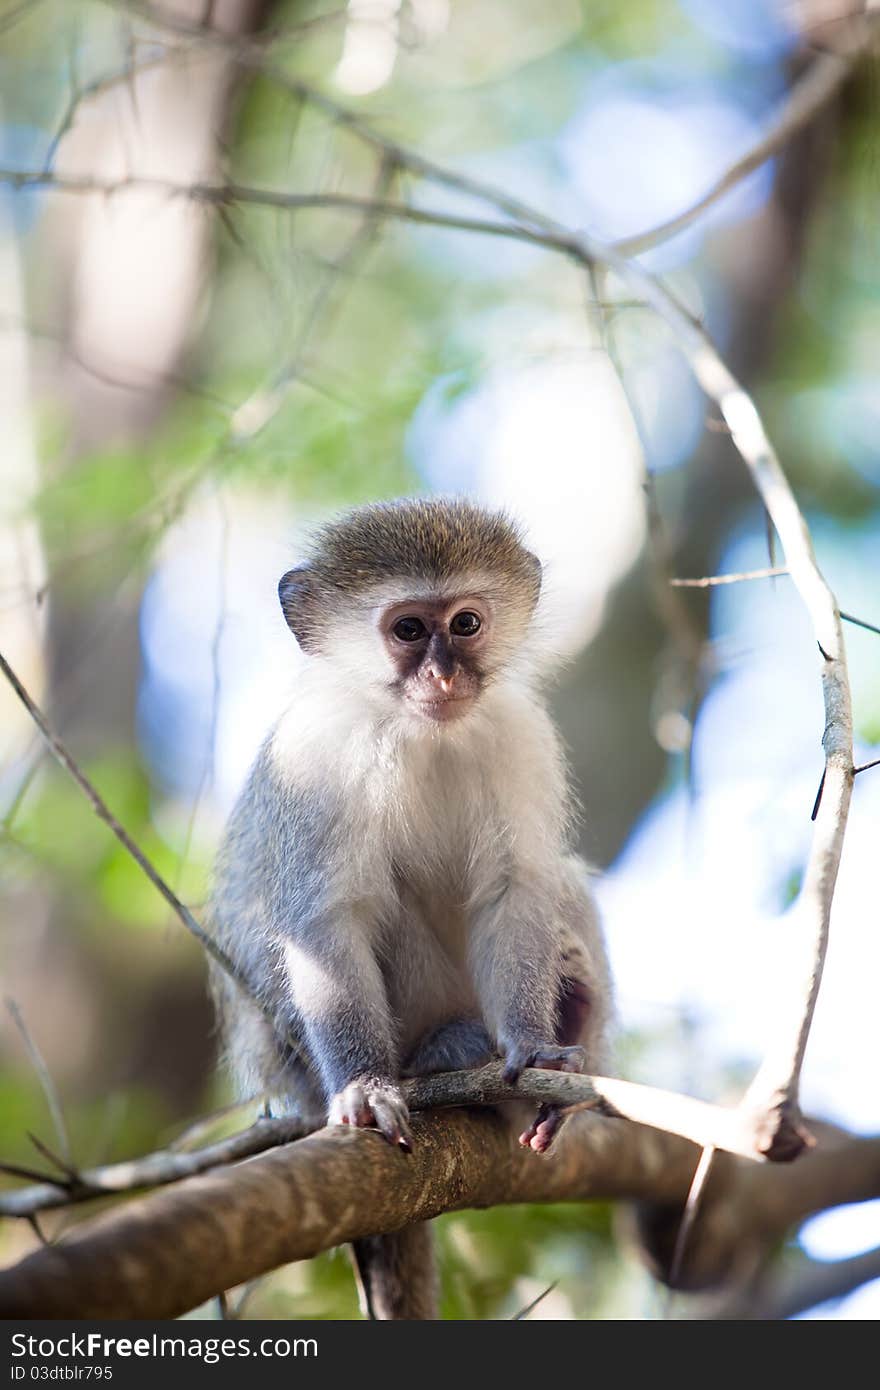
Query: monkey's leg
[
  {"left": 519, "top": 948, "right": 605, "bottom": 1154},
  {"left": 401, "top": 1018, "right": 494, "bottom": 1076},
  {"left": 351, "top": 1224, "right": 438, "bottom": 1320}
]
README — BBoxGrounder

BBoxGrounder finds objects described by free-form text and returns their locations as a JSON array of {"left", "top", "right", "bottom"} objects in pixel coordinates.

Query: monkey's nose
[{"left": 427, "top": 666, "right": 457, "bottom": 691}]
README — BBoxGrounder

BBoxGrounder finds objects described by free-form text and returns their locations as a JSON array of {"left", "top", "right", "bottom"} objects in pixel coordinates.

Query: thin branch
[
  {"left": 613, "top": 44, "right": 867, "bottom": 256},
  {"left": 227, "top": 153, "right": 399, "bottom": 443},
  {"left": 26, "top": 1133, "right": 77, "bottom": 1181},
  {"left": 841, "top": 609, "right": 880, "bottom": 638},
  {"left": 0, "top": 649, "right": 260, "bottom": 1006},
  {"left": 26, "top": 1213, "right": 50, "bottom": 1247},
  {"left": 4, "top": 1000, "right": 72, "bottom": 1169},
  {"left": 0, "top": 168, "right": 552, "bottom": 248},
  {"left": 557, "top": 231, "right": 855, "bottom": 1165},
  {"left": 512, "top": 1281, "right": 557, "bottom": 1320},
  {"left": 0, "top": 747, "right": 42, "bottom": 834},
  {"left": 0, "top": 312, "right": 231, "bottom": 407},
  {"left": 94, "top": 0, "right": 347, "bottom": 48},
  {"left": 665, "top": 1145, "right": 717, "bottom": 1302},
  {"left": 0, "top": 1161, "right": 60, "bottom": 1185},
  {"left": 589, "top": 266, "right": 707, "bottom": 786},
  {"left": 670, "top": 566, "right": 789, "bottom": 588},
  {"left": 410, "top": 1066, "right": 812, "bottom": 1161},
  {"left": 854, "top": 756, "right": 880, "bottom": 776},
  {"left": 73, "top": 0, "right": 880, "bottom": 266},
  {"left": 173, "top": 488, "right": 228, "bottom": 890},
  {"left": 1, "top": 1116, "right": 305, "bottom": 1217}
]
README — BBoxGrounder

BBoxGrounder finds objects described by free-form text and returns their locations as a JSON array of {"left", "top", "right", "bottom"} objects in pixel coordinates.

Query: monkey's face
[{"left": 378, "top": 593, "right": 492, "bottom": 724}]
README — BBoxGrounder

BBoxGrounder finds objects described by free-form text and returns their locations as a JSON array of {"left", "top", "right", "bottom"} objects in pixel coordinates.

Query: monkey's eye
[
  {"left": 450, "top": 610, "right": 482, "bottom": 637},
  {"left": 392, "top": 616, "right": 428, "bottom": 642}
]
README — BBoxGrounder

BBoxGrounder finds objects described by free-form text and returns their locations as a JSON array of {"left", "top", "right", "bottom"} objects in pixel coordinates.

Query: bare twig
[
  {"left": 613, "top": 44, "right": 868, "bottom": 256},
  {"left": 26, "top": 1213, "right": 50, "bottom": 1247},
  {"left": 425, "top": 1065, "right": 828, "bottom": 1161},
  {"left": 841, "top": 609, "right": 880, "bottom": 638},
  {"left": 0, "top": 748, "right": 42, "bottom": 833},
  {"left": 228, "top": 153, "right": 398, "bottom": 443},
  {"left": 173, "top": 489, "right": 228, "bottom": 890},
  {"left": 0, "top": 649, "right": 260, "bottom": 1005},
  {"left": 664, "top": 1144, "right": 717, "bottom": 1307},
  {"left": 4, "top": 1000, "right": 72, "bottom": 1169},
  {"left": 0, "top": 168, "right": 554, "bottom": 248},
  {"left": 41, "top": 48, "right": 170, "bottom": 175},
  {"left": 512, "top": 1281, "right": 558, "bottom": 1320},
  {"left": 94, "top": 0, "right": 346, "bottom": 47},
  {"left": 670, "top": 566, "right": 789, "bottom": 588},
  {"left": 1, "top": 1115, "right": 305, "bottom": 1217},
  {"left": 562, "top": 236, "right": 855, "bottom": 1164},
  {"left": 592, "top": 262, "right": 707, "bottom": 729},
  {"left": 0, "top": 1161, "right": 59, "bottom": 1185},
  {"left": 26, "top": 1133, "right": 77, "bottom": 1181}
]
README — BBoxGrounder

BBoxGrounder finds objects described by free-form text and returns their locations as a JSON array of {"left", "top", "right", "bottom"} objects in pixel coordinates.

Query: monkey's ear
[
  {"left": 525, "top": 550, "right": 543, "bottom": 604},
  {"left": 278, "top": 567, "right": 315, "bottom": 649}
]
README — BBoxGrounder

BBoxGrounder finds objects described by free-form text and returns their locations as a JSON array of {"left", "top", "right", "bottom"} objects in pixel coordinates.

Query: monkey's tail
[{"left": 351, "top": 1223, "right": 438, "bottom": 1319}]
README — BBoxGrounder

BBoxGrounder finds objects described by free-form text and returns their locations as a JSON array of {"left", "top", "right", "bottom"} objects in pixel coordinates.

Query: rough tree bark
[{"left": 2, "top": 1108, "right": 878, "bottom": 1319}]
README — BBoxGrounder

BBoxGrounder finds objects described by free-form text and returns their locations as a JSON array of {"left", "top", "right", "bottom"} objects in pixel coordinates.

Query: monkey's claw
[
  {"left": 329, "top": 1078, "right": 413, "bottom": 1152},
  {"left": 502, "top": 1042, "right": 585, "bottom": 1085}
]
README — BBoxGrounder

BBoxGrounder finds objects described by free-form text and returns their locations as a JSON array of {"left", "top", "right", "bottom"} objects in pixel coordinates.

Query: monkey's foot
[
  {"left": 502, "top": 1042, "right": 585, "bottom": 1085},
  {"left": 329, "top": 1078, "right": 413, "bottom": 1153},
  {"left": 402, "top": 1018, "right": 494, "bottom": 1077},
  {"left": 518, "top": 1103, "right": 567, "bottom": 1154}
]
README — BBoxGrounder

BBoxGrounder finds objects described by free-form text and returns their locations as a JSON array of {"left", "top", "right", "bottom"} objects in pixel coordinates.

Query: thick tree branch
[{"left": 1, "top": 1106, "right": 877, "bottom": 1319}]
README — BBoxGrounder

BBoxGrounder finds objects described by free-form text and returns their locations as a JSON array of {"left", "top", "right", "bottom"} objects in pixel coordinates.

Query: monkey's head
[{"left": 278, "top": 498, "right": 542, "bottom": 725}]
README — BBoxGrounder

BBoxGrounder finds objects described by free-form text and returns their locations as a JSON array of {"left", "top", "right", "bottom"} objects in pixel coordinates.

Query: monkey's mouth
[{"left": 407, "top": 694, "right": 475, "bottom": 724}]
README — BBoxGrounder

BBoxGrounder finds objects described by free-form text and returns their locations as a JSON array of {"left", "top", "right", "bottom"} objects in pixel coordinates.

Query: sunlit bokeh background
[{"left": 1, "top": 0, "right": 878, "bottom": 1319}]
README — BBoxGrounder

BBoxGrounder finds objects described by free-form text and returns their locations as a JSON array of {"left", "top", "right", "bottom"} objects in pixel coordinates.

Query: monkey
[{"left": 209, "top": 496, "right": 612, "bottom": 1320}]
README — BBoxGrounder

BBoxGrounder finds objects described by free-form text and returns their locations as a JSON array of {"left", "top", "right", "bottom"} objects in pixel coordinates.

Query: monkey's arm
[
  {"left": 469, "top": 873, "right": 584, "bottom": 1084},
  {"left": 280, "top": 915, "right": 412, "bottom": 1150}
]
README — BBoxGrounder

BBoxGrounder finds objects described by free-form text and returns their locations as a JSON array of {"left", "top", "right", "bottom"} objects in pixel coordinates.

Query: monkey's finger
[
  {"left": 519, "top": 1104, "right": 566, "bottom": 1155},
  {"left": 530, "top": 1044, "right": 586, "bottom": 1074},
  {"left": 518, "top": 1103, "right": 550, "bottom": 1148},
  {"left": 369, "top": 1094, "right": 413, "bottom": 1153},
  {"left": 329, "top": 1083, "right": 373, "bottom": 1129}
]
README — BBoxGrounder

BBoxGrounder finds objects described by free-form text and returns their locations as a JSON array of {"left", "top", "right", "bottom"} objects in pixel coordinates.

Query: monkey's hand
[
  {"left": 328, "top": 1077, "right": 413, "bottom": 1153},
  {"left": 501, "top": 1041, "right": 585, "bottom": 1086}
]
